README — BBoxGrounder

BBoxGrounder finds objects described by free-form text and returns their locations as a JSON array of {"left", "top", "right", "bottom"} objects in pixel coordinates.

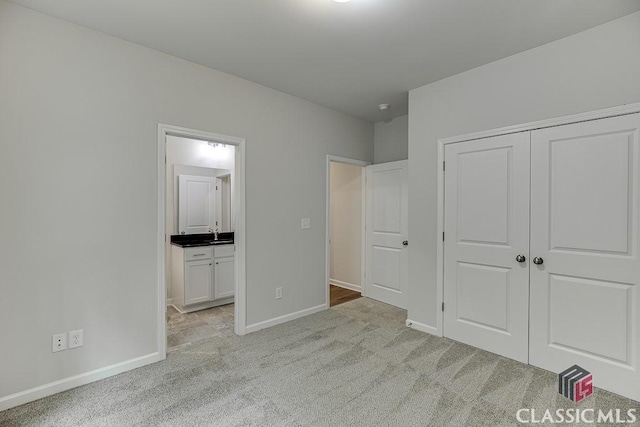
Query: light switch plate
[{"left": 301, "top": 218, "right": 311, "bottom": 230}]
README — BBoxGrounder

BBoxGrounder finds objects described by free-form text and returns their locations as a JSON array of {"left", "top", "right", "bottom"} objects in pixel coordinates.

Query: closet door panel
[
  {"left": 443, "top": 132, "right": 530, "bottom": 363},
  {"left": 529, "top": 113, "right": 640, "bottom": 401}
]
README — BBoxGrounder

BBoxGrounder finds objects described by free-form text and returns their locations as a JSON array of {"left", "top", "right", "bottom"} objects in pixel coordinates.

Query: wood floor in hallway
[{"left": 330, "top": 284, "right": 361, "bottom": 307}]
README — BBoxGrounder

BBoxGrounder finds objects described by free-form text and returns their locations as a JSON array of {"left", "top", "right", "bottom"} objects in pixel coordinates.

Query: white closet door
[
  {"left": 530, "top": 113, "right": 640, "bottom": 401},
  {"left": 365, "top": 160, "right": 408, "bottom": 308},
  {"left": 178, "top": 175, "right": 216, "bottom": 234},
  {"left": 444, "top": 132, "right": 530, "bottom": 363}
]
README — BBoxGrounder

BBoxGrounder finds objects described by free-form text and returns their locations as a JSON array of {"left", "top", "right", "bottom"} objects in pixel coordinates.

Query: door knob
[
  {"left": 402, "top": 240, "right": 408, "bottom": 246},
  {"left": 533, "top": 257, "right": 544, "bottom": 265},
  {"left": 515, "top": 254, "right": 526, "bottom": 263}
]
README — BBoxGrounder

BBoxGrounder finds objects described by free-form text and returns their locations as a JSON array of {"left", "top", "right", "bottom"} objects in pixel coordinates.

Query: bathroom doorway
[{"left": 157, "top": 124, "right": 246, "bottom": 358}]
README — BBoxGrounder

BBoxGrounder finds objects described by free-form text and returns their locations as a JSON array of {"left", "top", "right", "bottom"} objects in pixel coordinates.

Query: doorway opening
[
  {"left": 157, "top": 124, "right": 246, "bottom": 358},
  {"left": 326, "top": 156, "right": 369, "bottom": 307}
]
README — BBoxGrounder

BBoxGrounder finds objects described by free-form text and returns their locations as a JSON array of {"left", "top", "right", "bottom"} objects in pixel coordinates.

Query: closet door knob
[
  {"left": 533, "top": 257, "right": 544, "bottom": 265},
  {"left": 402, "top": 241, "right": 408, "bottom": 246},
  {"left": 515, "top": 254, "right": 526, "bottom": 263}
]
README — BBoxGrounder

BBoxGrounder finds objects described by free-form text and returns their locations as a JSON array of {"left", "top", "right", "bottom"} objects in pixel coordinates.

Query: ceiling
[{"left": 11, "top": 0, "right": 640, "bottom": 122}]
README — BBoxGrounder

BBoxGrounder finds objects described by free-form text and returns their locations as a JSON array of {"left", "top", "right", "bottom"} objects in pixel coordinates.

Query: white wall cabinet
[
  {"left": 171, "top": 245, "right": 234, "bottom": 313},
  {"left": 442, "top": 112, "right": 640, "bottom": 401}
]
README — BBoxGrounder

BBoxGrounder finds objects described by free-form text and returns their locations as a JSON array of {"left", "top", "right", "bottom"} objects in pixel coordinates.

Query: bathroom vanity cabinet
[{"left": 171, "top": 244, "right": 234, "bottom": 313}]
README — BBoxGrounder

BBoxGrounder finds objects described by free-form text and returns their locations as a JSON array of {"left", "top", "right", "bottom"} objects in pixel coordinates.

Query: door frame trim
[
  {"left": 325, "top": 155, "right": 370, "bottom": 309},
  {"left": 436, "top": 101, "right": 640, "bottom": 338},
  {"left": 157, "top": 123, "right": 247, "bottom": 360}
]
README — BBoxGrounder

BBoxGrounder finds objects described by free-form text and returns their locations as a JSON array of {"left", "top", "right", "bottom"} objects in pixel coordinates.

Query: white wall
[
  {"left": 0, "top": 0, "right": 372, "bottom": 404},
  {"left": 407, "top": 11, "right": 640, "bottom": 329},
  {"left": 329, "top": 162, "right": 363, "bottom": 290},
  {"left": 373, "top": 114, "right": 408, "bottom": 164}
]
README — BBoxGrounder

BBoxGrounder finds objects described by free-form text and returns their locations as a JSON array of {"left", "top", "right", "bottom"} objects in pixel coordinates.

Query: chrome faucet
[{"left": 214, "top": 227, "right": 219, "bottom": 241}]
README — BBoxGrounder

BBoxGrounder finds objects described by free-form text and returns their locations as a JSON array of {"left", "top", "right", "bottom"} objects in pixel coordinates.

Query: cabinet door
[
  {"left": 443, "top": 132, "right": 531, "bottom": 363},
  {"left": 184, "top": 259, "right": 214, "bottom": 305},
  {"left": 530, "top": 113, "right": 640, "bottom": 401},
  {"left": 215, "top": 256, "right": 235, "bottom": 299}
]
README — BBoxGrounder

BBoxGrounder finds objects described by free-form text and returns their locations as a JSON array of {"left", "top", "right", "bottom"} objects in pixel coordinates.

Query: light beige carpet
[{"left": 1, "top": 298, "right": 638, "bottom": 426}]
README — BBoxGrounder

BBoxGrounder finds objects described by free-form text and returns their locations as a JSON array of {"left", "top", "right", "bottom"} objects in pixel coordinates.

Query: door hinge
[
  {"left": 442, "top": 232, "right": 445, "bottom": 241},
  {"left": 442, "top": 302, "right": 445, "bottom": 312},
  {"left": 443, "top": 161, "right": 445, "bottom": 171}
]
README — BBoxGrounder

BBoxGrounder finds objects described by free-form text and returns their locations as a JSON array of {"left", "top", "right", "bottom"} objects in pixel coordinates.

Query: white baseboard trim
[
  {"left": 166, "top": 298, "right": 174, "bottom": 305},
  {"left": 0, "top": 352, "right": 164, "bottom": 412},
  {"left": 245, "top": 304, "right": 327, "bottom": 334},
  {"left": 406, "top": 319, "right": 441, "bottom": 337},
  {"left": 329, "top": 279, "right": 362, "bottom": 293}
]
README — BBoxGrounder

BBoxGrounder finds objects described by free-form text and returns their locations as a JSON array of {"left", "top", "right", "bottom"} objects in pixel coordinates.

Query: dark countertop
[{"left": 170, "top": 232, "right": 234, "bottom": 248}]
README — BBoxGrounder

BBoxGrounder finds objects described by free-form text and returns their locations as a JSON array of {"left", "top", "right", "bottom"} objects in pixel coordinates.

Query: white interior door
[
  {"left": 178, "top": 175, "right": 216, "bottom": 234},
  {"left": 444, "top": 132, "right": 530, "bottom": 363},
  {"left": 529, "top": 113, "right": 640, "bottom": 401},
  {"left": 365, "top": 160, "right": 408, "bottom": 308}
]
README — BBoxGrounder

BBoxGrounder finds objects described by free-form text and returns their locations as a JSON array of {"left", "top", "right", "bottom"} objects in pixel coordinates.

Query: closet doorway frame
[
  {"left": 325, "top": 155, "right": 370, "bottom": 308},
  {"left": 435, "top": 102, "right": 640, "bottom": 338}
]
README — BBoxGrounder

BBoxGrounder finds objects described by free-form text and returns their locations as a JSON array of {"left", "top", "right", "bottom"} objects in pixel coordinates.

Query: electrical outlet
[
  {"left": 69, "top": 329, "right": 84, "bottom": 349},
  {"left": 52, "top": 333, "right": 67, "bottom": 353},
  {"left": 301, "top": 218, "right": 311, "bottom": 230},
  {"left": 276, "top": 287, "right": 283, "bottom": 299}
]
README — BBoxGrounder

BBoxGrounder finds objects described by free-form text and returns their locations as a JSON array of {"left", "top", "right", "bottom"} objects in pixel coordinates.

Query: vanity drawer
[
  {"left": 184, "top": 247, "right": 213, "bottom": 261},
  {"left": 214, "top": 245, "right": 234, "bottom": 258}
]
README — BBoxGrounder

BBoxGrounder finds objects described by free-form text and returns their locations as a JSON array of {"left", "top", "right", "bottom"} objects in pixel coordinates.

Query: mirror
[{"left": 175, "top": 166, "right": 233, "bottom": 235}]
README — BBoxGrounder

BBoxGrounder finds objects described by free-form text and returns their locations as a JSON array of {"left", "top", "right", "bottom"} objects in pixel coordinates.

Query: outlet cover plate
[
  {"left": 69, "top": 329, "right": 84, "bottom": 349},
  {"left": 52, "top": 333, "right": 67, "bottom": 353},
  {"left": 276, "top": 287, "right": 283, "bottom": 299},
  {"left": 301, "top": 218, "right": 311, "bottom": 230}
]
